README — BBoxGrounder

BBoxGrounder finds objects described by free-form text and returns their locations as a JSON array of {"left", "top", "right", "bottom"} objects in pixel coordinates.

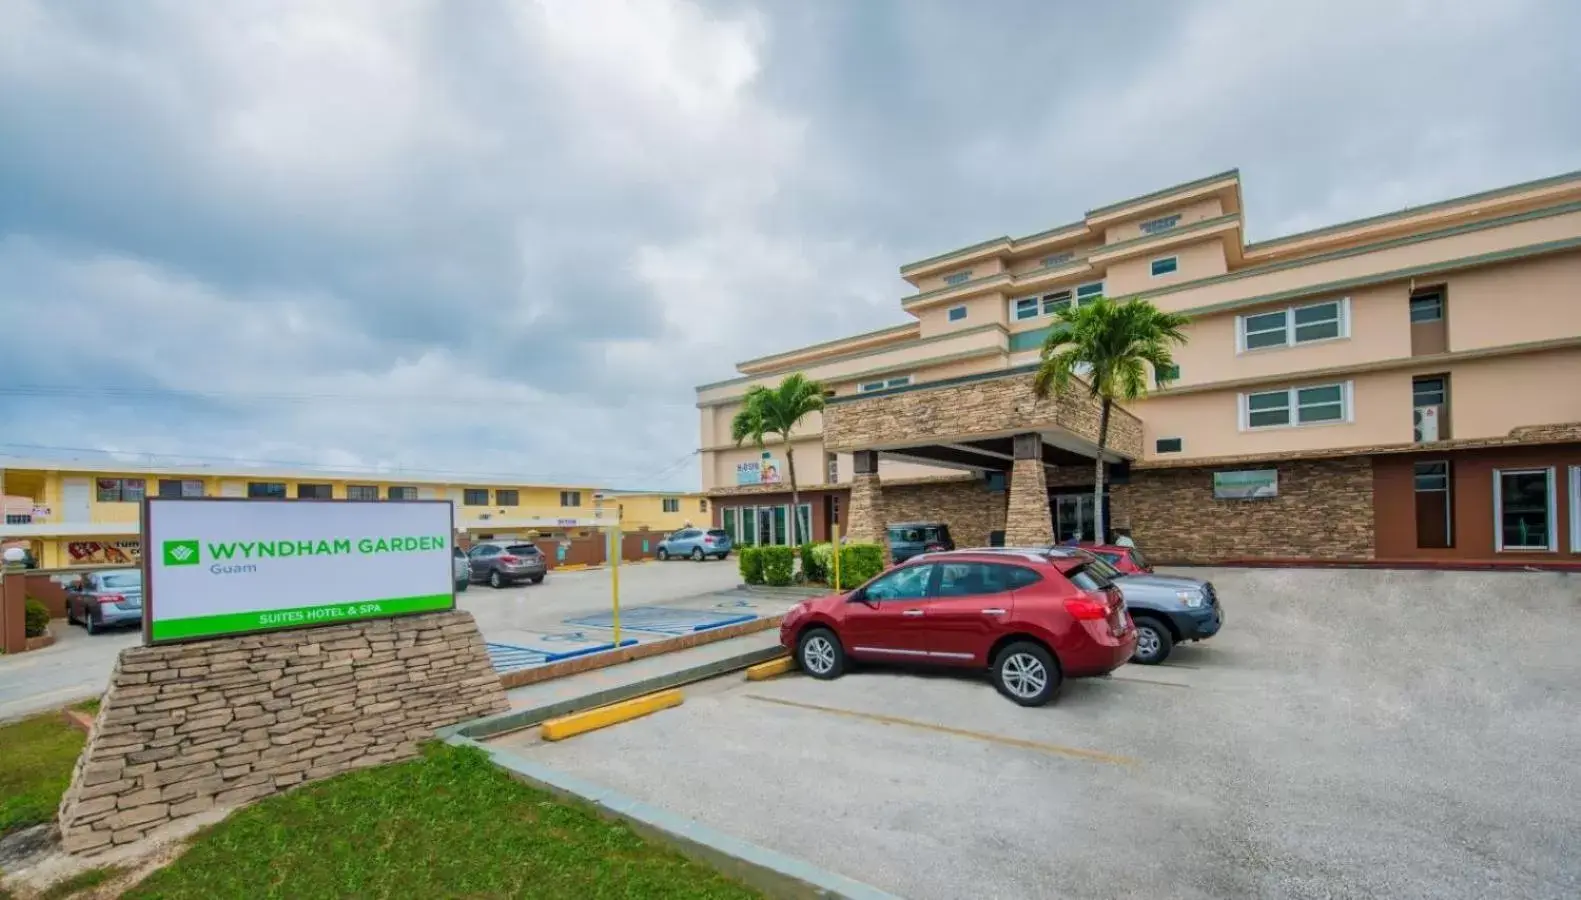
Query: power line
[{"left": 0, "top": 443, "right": 702, "bottom": 488}]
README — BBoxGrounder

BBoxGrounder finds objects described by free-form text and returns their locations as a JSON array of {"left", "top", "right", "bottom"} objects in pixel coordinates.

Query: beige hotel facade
[{"left": 696, "top": 168, "right": 1581, "bottom": 566}]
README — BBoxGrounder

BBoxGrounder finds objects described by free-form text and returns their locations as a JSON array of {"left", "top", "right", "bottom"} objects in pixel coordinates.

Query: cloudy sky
[{"left": 1, "top": 0, "right": 1576, "bottom": 490}]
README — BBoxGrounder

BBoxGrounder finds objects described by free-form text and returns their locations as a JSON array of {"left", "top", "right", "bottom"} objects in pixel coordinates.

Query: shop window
[
  {"left": 296, "top": 483, "right": 333, "bottom": 500},
  {"left": 97, "top": 478, "right": 146, "bottom": 502},
  {"left": 347, "top": 485, "right": 379, "bottom": 501},
  {"left": 1413, "top": 461, "right": 1452, "bottom": 548},
  {"left": 1493, "top": 468, "right": 1556, "bottom": 552},
  {"left": 387, "top": 486, "right": 418, "bottom": 501},
  {"left": 157, "top": 479, "right": 205, "bottom": 498},
  {"left": 247, "top": 482, "right": 286, "bottom": 499}
]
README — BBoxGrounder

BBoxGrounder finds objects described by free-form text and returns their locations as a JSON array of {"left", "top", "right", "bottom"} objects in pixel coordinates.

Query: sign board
[
  {"left": 68, "top": 540, "right": 141, "bottom": 565},
  {"left": 143, "top": 499, "right": 455, "bottom": 644},
  {"left": 735, "top": 452, "right": 783, "bottom": 486},
  {"left": 1212, "top": 469, "right": 1279, "bottom": 500}
]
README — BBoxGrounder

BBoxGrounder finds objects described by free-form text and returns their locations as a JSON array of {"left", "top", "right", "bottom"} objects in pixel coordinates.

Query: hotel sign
[{"left": 1213, "top": 469, "right": 1279, "bottom": 500}]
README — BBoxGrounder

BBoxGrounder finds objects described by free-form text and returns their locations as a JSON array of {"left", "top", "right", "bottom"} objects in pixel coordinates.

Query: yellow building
[{"left": 0, "top": 460, "right": 704, "bottom": 569}]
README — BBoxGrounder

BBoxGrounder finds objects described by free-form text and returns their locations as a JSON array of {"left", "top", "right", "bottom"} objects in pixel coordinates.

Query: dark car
[
  {"left": 779, "top": 549, "right": 1135, "bottom": 707},
  {"left": 467, "top": 541, "right": 547, "bottom": 588},
  {"left": 886, "top": 522, "right": 954, "bottom": 564},
  {"left": 65, "top": 568, "right": 144, "bottom": 635}
]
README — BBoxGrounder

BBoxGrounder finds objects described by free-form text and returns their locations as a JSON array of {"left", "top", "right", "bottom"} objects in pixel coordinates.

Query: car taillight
[
  {"left": 704, "top": 536, "right": 714, "bottom": 544},
  {"left": 499, "top": 554, "right": 519, "bottom": 564},
  {"left": 1063, "top": 597, "right": 1110, "bottom": 621},
  {"left": 98, "top": 594, "right": 125, "bottom": 605}
]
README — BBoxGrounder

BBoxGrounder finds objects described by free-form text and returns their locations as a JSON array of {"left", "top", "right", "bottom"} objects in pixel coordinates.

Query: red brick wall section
[
  {"left": 24, "top": 572, "right": 68, "bottom": 618},
  {"left": 1115, "top": 457, "right": 1376, "bottom": 563},
  {"left": 56, "top": 610, "right": 507, "bottom": 855}
]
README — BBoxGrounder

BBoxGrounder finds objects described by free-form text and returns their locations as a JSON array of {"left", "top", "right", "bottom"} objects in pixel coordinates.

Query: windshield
[
  {"left": 1127, "top": 547, "right": 1150, "bottom": 569},
  {"left": 1070, "top": 549, "right": 1124, "bottom": 580},
  {"left": 101, "top": 572, "right": 142, "bottom": 588},
  {"left": 707, "top": 529, "right": 729, "bottom": 539},
  {"left": 505, "top": 544, "right": 540, "bottom": 555}
]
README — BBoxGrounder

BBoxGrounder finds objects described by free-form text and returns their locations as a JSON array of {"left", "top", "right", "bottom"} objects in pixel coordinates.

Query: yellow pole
[
  {"left": 831, "top": 523, "right": 840, "bottom": 591},
  {"left": 610, "top": 523, "right": 622, "bottom": 645}
]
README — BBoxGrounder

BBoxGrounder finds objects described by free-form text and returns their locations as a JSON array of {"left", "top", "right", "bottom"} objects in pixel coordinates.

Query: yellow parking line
[
  {"left": 541, "top": 689, "right": 684, "bottom": 741},
  {"left": 743, "top": 694, "right": 1136, "bottom": 767},
  {"left": 744, "top": 656, "right": 796, "bottom": 681}
]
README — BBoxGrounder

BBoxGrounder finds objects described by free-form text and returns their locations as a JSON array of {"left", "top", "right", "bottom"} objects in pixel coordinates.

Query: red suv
[
  {"left": 779, "top": 550, "right": 1135, "bottom": 706},
  {"left": 1078, "top": 542, "right": 1153, "bottom": 574}
]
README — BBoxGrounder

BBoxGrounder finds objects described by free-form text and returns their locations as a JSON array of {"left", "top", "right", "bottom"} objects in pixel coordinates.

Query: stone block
[
  {"left": 171, "top": 795, "right": 216, "bottom": 818},
  {"left": 117, "top": 787, "right": 164, "bottom": 809},
  {"left": 109, "top": 803, "right": 169, "bottom": 829}
]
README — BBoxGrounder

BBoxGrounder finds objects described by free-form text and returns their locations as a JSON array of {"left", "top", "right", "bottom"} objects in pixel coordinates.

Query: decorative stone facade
[
  {"left": 822, "top": 368, "right": 1143, "bottom": 460},
  {"left": 846, "top": 472, "right": 886, "bottom": 551},
  {"left": 1115, "top": 458, "right": 1375, "bottom": 563},
  {"left": 57, "top": 610, "right": 507, "bottom": 855},
  {"left": 881, "top": 479, "right": 1007, "bottom": 548},
  {"left": 1005, "top": 436, "right": 1054, "bottom": 546}
]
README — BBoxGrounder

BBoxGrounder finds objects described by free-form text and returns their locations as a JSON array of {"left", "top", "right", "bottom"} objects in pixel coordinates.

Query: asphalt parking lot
[{"left": 511, "top": 567, "right": 1581, "bottom": 899}]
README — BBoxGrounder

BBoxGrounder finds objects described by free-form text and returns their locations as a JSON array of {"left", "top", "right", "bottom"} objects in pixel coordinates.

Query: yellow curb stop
[
  {"left": 540, "top": 689, "right": 684, "bottom": 741},
  {"left": 744, "top": 656, "right": 796, "bottom": 681}
]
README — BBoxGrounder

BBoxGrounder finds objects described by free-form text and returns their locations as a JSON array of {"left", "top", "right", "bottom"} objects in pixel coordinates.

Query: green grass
[
  {"left": 127, "top": 743, "right": 759, "bottom": 900},
  {"left": 0, "top": 712, "right": 87, "bottom": 837},
  {"left": 38, "top": 866, "right": 125, "bottom": 899},
  {"left": 74, "top": 698, "right": 101, "bottom": 716}
]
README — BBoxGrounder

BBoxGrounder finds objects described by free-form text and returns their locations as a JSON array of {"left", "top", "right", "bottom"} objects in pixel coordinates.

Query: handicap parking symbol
[{"left": 539, "top": 631, "right": 588, "bottom": 643}]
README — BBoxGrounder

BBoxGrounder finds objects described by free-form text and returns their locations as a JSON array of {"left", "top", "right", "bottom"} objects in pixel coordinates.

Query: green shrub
[
  {"left": 798, "top": 542, "right": 828, "bottom": 583},
  {"left": 836, "top": 543, "right": 886, "bottom": 590},
  {"left": 809, "top": 542, "right": 835, "bottom": 580},
  {"left": 760, "top": 546, "right": 795, "bottom": 586},
  {"left": 24, "top": 598, "right": 50, "bottom": 638},
  {"left": 738, "top": 546, "right": 765, "bottom": 585}
]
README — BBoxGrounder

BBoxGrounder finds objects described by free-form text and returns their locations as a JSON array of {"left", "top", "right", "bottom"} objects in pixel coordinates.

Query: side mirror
[{"left": 848, "top": 589, "right": 874, "bottom": 607}]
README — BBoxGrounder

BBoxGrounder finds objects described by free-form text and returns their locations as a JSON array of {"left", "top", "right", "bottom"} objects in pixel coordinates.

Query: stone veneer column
[
  {"left": 844, "top": 451, "right": 887, "bottom": 554},
  {"left": 1004, "top": 433, "right": 1053, "bottom": 547}
]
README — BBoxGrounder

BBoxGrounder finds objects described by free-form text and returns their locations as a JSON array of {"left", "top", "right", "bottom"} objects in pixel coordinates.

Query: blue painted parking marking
[
  {"left": 484, "top": 636, "right": 640, "bottom": 674},
  {"left": 486, "top": 643, "right": 550, "bottom": 673},
  {"left": 563, "top": 606, "right": 758, "bottom": 636}
]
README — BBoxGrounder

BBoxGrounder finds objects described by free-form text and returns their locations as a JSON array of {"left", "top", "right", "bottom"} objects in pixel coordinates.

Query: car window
[
  {"left": 101, "top": 573, "right": 141, "bottom": 588},
  {"left": 454, "top": 547, "right": 466, "bottom": 558},
  {"left": 468, "top": 546, "right": 494, "bottom": 558},
  {"left": 936, "top": 562, "right": 1016, "bottom": 597},
  {"left": 1127, "top": 548, "right": 1150, "bottom": 569},
  {"left": 1005, "top": 565, "right": 1042, "bottom": 590},
  {"left": 1065, "top": 563, "right": 1114, "bottom": 592},
  {"left": 707, "top": 529, "right": 729, "bottom": 539},
  {"left": 923, "top": 526, "right": 944, "bottom": 543},
  {"left": 505, "top": 544, "right": 539, "bottom": 555},
  {"left": 1072, "top": 549, "right": 1124, "bottom": 581},
  {"left": 888, "top": 527, "right": 922, "bottom": 543},
  {"left": 864, "top": 564, "right": 934, "bottom": 602}
]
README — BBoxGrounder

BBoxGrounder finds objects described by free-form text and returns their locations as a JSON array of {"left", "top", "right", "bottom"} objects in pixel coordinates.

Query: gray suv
[{"left": 467, "top": 541, "right": 547, "bottom": 588}]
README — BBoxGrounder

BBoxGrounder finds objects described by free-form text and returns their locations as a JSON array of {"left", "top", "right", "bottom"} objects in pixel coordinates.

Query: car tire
[
  {"left": 657, "top": 548, "right": 669, "bottom": 561},
  {"left": 488, "top": 570, "right": 504, "bottom": 589},
  {"left": 797, "top": 627, "right": 845, "bottom": 680},
  {"left": 85, "top": 614, "right": 98, "bottom": 636},
  {"left": 991, "top": 641, "right": 1061, "bottom": 707},
  {"left": 1130, "top": 616, "right": 1173, "bottom": 665},
  {"left": 66, "top": 603, "right": 77, "bottom": 626},
  {"left": 529, "top": 574, "right": 545, "bottom": 584},
  {"left": 690, "top": 548, "right": 704, "bottom": 561}
]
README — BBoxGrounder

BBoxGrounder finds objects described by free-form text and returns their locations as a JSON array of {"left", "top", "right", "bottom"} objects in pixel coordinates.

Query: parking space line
[
  {"left": 743, "top": 694, "right": 1137, "bottom": 767},
  {"left": 1108, "top": 674, "right": 1190, "bottom": 689}
]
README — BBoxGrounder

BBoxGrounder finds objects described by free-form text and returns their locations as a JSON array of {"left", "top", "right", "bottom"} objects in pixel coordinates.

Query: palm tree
[
  {"left": 1033, "top": 296, "right": 1189, "bottom": 543},
  {"left": 731, "top": 373, "right": 827, "bottom": 545}
]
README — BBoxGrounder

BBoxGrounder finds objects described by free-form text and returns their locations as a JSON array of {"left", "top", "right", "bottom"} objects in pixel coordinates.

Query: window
[
  {"left": 1075, "top": 281, "right": 1104, "bottom": 304},
  {"left": 662, "top": 497, "right": 680, "bottom": 513},
  {"left": 863, "top": 564, "right": 934, "bottom": 602},
  {"left": 1241, "top": 382, "right": 1351, "bottom": 429},
  {"left": 947, "top": 305, "right": 967, "bottom": 322},
  {"left": 721, "top": 508, "right": 738, "bottom": 543},
  {"left": 463, "top": 489, "right": 489, "bottom": 506},
  {"left": 347, "top": 484, "right": 379, "bottom": 501},
  {"left": 468, "top": 544, "right": 497, "bottom": 559},
  {"left": 1139, "top": 214, "right": 1181, "bottom": 234},
  {"left": 1413, "top": 461, "right": 1453, "bottom": 548},
  {"left": 157, "top": 479, "right": 205, "bottom": 498},
  {"left": 247, "top": 482, "right": 286, "bottom": 499},
  {"left": 496, "top": 489, "right": 519, "bottom": 506},
  {"left": 699, "top": 498, "right": 708, "bottom": 512},
  {"left": 1494, "top": 468, "right": 1556, "bottom": 552},
  {"left": 1155, "top": 363, "right": 1180, "bottom": 385},
  {"left": 1011, "top": 289, "right": 1075, "bottom": 321},
  {"left": 1150, "top": 256, "right": 1178, "bottom": 277},
  {"left": 942, "top": 270, "right": 972, "bottom": 286},
  {"left": 1409, "top": 289, "right": 1444, "bottom": 323},
  {"left": 1412, "top": 376, "right": 1446, "bottom": 408},
  {"left": 1041, "top": 252, "right": 1073, "bottom": 268},
  {"left": 1571, "top": 467, "right": 1581, "bottom": 553},
  {"left": 387, "top": 486, "right": 418, "bottom": 501},
  {"left": 826, "top": 452, "right": 839, "bottom": 483},
  {"left": 936, "top": 562, "right": 1034, "bottom": 597},
  {"left": 560, "top": 491, "right": 582, "bottom": 507},
  {"left": 1237, "top": 299, "right": 1350, "bottom": 351},
  {"left": 1155, "top": 437, "right": 1183, "bottom": 454},
  {"left": 5, "top": 514, "right": 31, "bottom": 525},
  {"left": 96, "top": 478, "right": 146, "bottom": 502},
  {"left": 857, "top": 376, "right": 911, "bottom": 393},
  {"left": 296, "top": 483, "right": 333, "bottom": 500}
]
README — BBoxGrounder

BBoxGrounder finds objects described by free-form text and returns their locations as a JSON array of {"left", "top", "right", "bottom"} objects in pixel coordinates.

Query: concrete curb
[
  {"left": 450, "top": 734, "right": 903, "bottom": 900},
  {"left": 497, "top": 614, "right": 785, "bottom": 690},
  {"left": 453, "top": 643, "right": 787, "bottom": 740},
  {"left": 733, "top": 583, "right": 830, "bottom": 598}
]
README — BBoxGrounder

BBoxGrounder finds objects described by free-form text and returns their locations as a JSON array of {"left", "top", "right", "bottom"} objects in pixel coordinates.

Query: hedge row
[{"left": 738, "top": 542, "right": 885, "bottom": 590}]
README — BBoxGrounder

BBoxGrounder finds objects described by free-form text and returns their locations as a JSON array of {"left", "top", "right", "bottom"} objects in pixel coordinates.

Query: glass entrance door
[
  {"left": 757, "top": 507, "right": 776, "bottom": 545},
  {"left": 1054, "top": 494, "right": 1095, "bottom": 542}
]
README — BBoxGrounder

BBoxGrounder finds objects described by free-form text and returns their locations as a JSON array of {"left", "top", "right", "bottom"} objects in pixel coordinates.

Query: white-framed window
[
  {"left": 857, "top": 375, "right": 911, "bottom": 393},
  {"left": 943, "top": 270, "right": 972, "bottom": 286},
  {"left": 1570, "top": 467, "right": 1581, "bottom": 553},
  {"left": 1139, "top": 214, "right": 1181, "bottom": 235},
  {"left": 1239, "top": 381, "right": 1352, "bottom": 430},
  {"left": 947, "top": 305, "right": 967, "bottom": 322},
  {"left": 560, "top": 490, "right": 582, "bottom": 507},
  {"left": 1075, "top": 281, "right": 1104, "bottom": 304},
  {"left": 1493, "top": 468, "right": 1556, "bottom": 552},
  {"left": 1237, "top": 298, "right": 1351, "bottom": 352},
  {"left": 1409, "top": 289, "right": 1444, "bottom": 323},
  {"left": 1011, "top": 283, "right": 1101, "bottom": 322},
  {"left": 662, "top": 497, "right": 680, "bottom": 513},
  {"left": 1041, "top": 252, "right": 1073, "bottom": 268},
  {"left": 1150, "top": 256, "right": 1178, "bottom": 277}
]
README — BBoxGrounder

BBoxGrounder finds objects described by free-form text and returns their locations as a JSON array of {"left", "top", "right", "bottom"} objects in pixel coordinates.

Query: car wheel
[
  {"left": 797, "top": 628, "right": 845, "bottom": 680},
  {"left": 992, "top": 641, "right": 1061, "bottom": 707},
  {"left": 529, "top": 574, "right": 545, "bottom": 584},
  {"left": 1130, "top": 616, "right": 1173, "bottom": 665},
  {"left": 489, "top": 570, "right": 504, "bottom": 589},
  {"left": 657, "top": 548, "right": 669, "bottom": 561},
  {"left": 85, "top": 613, "right": 98, "bottom": 636},
  {"left": 66, "top": 603, "right": 77, "bottom": 626},
  {"left": 690, "top": 547, "right": 704, "bottom": 561}
]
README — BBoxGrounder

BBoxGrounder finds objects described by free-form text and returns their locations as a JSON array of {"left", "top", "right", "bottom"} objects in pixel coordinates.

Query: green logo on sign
[{"left": 163, "top": 540, "right": 201, "bottom": 566}]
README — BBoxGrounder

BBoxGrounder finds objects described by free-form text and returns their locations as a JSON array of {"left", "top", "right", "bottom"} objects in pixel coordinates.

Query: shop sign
[
  {"left": 735, "top": 452, "right": 783, "bottom": 486},
  {"left": 1212, "top": 469, "right": 1279, "bottom": 500},
  {"left": 67, "top": 541, "right": 142, "bottom": 565}
]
